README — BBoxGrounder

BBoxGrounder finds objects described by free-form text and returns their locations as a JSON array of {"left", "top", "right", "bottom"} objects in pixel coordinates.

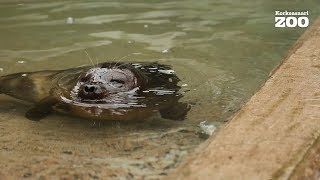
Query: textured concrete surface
[
  {"left": 290, "top": 136, "right": 320, "bottom": 180},
  {"left": 169, "top": 17, "right": 320, "bottom": 180},
  {"left": 0, "top": 95, "right": 204, "bottom": 179}
]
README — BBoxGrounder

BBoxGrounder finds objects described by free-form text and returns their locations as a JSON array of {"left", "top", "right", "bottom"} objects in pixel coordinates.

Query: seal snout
[
  {"left": 84, "top": 84, "right": 98, "bottom": 93},
  {"left": 79, "top": 83, "right": 108, "bottom": 100}
]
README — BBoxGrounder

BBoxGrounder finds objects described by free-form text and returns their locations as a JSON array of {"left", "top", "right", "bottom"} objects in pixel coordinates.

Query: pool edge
[{"left": 168, "top": 17, "right": 320, "bottom": 180}]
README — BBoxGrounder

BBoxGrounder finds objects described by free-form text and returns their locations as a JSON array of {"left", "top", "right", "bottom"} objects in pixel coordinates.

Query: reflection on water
[{"left": 0, "top": 0, "right": 319, "bottom": 178}]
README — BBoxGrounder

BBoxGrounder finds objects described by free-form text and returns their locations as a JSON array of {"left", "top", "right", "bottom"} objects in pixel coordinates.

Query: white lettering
[
  {"left": 298, "top": 17, "right": 309, "bottom": 27},
  {"left": 286, "top": 17, "right": 297, "bottom": 27},
  {"left": 275, "top": 17, "right": 286, "bottom": 27}
]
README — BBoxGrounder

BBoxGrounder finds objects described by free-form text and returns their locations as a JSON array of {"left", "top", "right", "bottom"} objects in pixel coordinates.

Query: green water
[
  {"left": 0, "top": 0, "right": 319, "bottom": 178},
  {"left": 0, "top": 0, "right": 318, "bottom": 123},
  {"left": 0, "top": 1, "right": 319, "bottom": 122}
]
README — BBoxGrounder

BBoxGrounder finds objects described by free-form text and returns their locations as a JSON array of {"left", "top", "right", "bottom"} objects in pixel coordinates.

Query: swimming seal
[{"left": 0, "top": 62, "right": 190, "bottom": 121}]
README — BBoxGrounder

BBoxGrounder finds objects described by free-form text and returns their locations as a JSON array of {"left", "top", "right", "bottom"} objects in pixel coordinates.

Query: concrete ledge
[{"left": 169, "top": 17, "right": 320, "bottom": 179}]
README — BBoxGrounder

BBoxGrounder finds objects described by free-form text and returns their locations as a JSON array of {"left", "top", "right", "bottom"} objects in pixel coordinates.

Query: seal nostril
[
  {"left": 84, "top": 85, "right": 96, "bottom": 93},
  {"left": 89, "top": 86, "right": 95, "bottom": 92},
  {"left": 84, "top": 86, "right": 89, "bottom": 92}
]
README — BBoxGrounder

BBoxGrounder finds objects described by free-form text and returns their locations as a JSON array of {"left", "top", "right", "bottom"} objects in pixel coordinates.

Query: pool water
[{"left": 0, "top": 0, "right": 318, "bottom": 179}]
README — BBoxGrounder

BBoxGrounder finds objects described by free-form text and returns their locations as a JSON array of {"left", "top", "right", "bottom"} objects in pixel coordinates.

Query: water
[{"left": 0, "top": 0, "right": 318, "bottom": 178}]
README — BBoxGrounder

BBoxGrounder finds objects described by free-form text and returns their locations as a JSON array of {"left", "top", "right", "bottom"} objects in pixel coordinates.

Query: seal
[{"left": 0, "top": 62, "right": 190, "bottom": 121}]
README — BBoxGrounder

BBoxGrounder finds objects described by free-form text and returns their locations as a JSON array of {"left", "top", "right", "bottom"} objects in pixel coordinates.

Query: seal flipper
[
  {"left": 25, "top": 96, "right": 58, "bottom": 121},
  {"left": 159, "top": 102, "right": 191, "bottom": 121}
]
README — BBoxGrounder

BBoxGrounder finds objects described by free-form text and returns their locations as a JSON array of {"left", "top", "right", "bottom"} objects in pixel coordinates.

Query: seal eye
[
  {"left": 110, "top": 79, "right": 125, "bottom": 88},
  {"left": 110, "top": 79, "right": 125, "bottom": 84}
]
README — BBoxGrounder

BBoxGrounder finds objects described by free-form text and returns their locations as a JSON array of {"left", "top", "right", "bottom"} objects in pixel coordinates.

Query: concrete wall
[{"left": 169, "top": 17, "right": 320, "bottom": 180}]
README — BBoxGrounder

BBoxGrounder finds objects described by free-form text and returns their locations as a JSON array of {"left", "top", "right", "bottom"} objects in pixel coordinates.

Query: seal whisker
[
  {"left": 118, "top": 53, "right": 133, "bottom": 62},
  {"left": 84, "top": 50, "right": 96, "bottom": 68},
  {"left": 112, "top": 58, "right": 120, "bottom": 69},
  {"left": 95, "top": 57, "right": 100, "bottom": 68},
  {"left": 116, "top": 63, "right": 131, "bottom": 69},
  {"left": 113, "top": 53, "right": 135, "bottom": 69},
  {"left": 109, "top": 56, "right": 117, "bottom": 67}
]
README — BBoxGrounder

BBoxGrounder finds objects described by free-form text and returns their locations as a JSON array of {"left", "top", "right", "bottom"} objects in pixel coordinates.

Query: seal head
[{"left": 76, "top": 67, "right": 139, "bottom": 101}]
